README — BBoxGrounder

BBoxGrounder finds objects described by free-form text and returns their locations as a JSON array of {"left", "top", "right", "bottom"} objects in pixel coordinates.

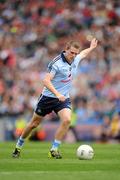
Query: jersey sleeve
[
  {"left": 47, "top": 62, "right": 58, "bottom": 76},
  {"left": 74, "top": 54, "right": 83, "bottom": 67}
]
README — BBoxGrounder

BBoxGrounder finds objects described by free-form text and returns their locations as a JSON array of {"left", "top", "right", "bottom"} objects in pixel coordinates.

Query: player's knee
[
  {"left": 30, "top": 120, "right": 40, "bottom": 129},
  {"left": 63, "top": 118, "right": 71, "bottom": 127}
]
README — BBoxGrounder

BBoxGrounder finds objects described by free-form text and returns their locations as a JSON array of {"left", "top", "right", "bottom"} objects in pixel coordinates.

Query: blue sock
[
  {"left": 16, "top": 137, "right": 24, "bottom": 149},
  {"left": 51, "top": 139, "right": 61, "bottom": 150}
]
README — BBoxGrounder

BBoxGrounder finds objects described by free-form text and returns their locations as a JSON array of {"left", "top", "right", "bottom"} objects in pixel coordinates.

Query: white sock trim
[{"left": 54, "top": 139, "right": 61, "bottom": 144}]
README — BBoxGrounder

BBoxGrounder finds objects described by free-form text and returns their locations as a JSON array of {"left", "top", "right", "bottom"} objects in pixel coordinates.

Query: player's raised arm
[{"left": 79, "top": 38, "right": 98, "bottom": 60}]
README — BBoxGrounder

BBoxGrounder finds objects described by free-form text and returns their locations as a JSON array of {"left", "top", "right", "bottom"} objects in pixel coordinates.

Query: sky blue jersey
[{"left": 42, "top": 52, "right": 82, "bottom": 98}]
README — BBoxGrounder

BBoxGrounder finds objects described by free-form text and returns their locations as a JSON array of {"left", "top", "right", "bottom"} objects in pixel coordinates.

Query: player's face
[{"left": 66, "top": 46, "right": 80, "bottom": 61}]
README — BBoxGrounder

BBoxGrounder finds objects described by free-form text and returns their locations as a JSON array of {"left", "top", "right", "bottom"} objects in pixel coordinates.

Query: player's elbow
[
  {"left": 42, "top": 78, "right": 50, "bottom": 86},
  {"left": 42, "top": 78, "right": 47, "bottom": 85}
]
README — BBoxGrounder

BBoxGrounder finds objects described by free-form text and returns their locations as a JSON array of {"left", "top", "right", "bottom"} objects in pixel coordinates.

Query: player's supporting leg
[
  {"left": 48, "top": 108, "right": 71, "bottom": 159},
  {"left": 12, "top": 113, "right": 43, "bottom": 158}
]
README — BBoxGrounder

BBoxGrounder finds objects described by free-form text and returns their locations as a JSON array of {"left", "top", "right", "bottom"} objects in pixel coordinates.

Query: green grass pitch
[{"left": 0, "top": 142, "right": 120, "bottom": 180}]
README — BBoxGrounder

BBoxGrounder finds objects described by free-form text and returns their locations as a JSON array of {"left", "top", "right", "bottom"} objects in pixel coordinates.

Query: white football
[{"left": 76, "top": 144, "right": 94, "bottom": 160}]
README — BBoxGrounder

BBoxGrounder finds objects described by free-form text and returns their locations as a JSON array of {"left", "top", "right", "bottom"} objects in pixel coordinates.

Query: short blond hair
[{"left": 65, "top": 41, "right": 80, "bottom": 50}]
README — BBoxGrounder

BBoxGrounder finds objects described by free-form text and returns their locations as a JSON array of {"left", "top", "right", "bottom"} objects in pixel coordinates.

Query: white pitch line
[{"left": 0, "top": 170, "right": 103, "bottom": 175}]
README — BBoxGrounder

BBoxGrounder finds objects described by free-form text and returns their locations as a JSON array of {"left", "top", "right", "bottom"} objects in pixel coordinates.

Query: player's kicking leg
[{"left": 12, "top": 113, "right": 42, "bottom": 158}]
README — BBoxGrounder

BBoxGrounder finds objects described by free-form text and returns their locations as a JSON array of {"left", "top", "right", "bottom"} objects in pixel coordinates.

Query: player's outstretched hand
[{"left": 90, "top": 38, "right": 98, "bottom": 49}]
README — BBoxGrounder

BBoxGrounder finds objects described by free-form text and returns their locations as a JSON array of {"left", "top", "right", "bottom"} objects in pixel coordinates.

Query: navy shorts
[{"left": 35, "top": 95, "right": 71, "bottom": 116}]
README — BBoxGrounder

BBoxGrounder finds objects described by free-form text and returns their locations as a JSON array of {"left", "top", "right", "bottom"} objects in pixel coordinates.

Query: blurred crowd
[{"left": 0, "top": 0, "right": 120, "bottom": 141}]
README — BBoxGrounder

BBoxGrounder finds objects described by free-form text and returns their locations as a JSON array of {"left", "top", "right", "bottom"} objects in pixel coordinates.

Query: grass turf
[{"left": 0, "top": 142, "right": 120, "bottom": 180}]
